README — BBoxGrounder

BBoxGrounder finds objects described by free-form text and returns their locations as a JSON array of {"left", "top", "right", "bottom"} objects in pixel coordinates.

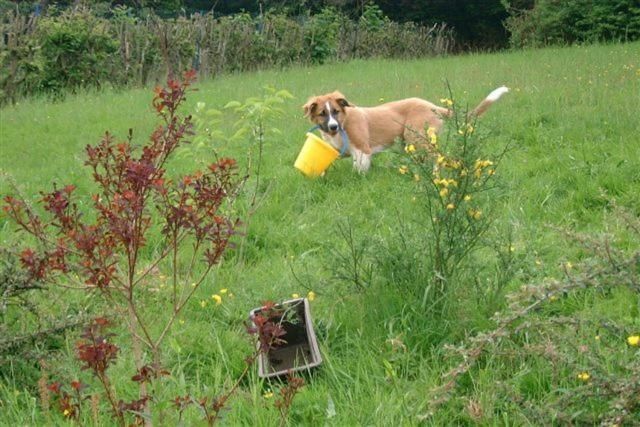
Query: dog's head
[{"left": 302, "top": 91, "right": 351, "bottom": 136}]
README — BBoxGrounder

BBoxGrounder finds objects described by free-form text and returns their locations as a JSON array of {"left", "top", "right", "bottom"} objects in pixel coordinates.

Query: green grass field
[{"left": 1, "top": 42, "right": 639, "bottom": 425}]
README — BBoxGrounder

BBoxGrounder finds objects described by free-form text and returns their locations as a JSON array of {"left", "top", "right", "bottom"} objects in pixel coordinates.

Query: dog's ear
[
  {"left": 331, "top": 91, "right": 350, "bottom": 108},
  {"left": 302, "top": 98, "right": 318, "bottom": 118},
  {"left": 337, "top": 97, "right": 350, "bottom": 108}
]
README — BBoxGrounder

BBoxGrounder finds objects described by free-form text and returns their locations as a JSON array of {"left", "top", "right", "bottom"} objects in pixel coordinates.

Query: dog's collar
[{"left": 309, "top": 125, "right": 350, "bottom": 157}]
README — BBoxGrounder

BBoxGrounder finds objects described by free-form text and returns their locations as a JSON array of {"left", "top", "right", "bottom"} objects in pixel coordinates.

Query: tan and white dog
[{"left": 302, "top": 86, "right": 509, "bottom": 173}]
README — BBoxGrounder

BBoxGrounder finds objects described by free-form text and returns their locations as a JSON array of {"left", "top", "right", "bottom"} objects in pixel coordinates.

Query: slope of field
[{"left": 1, "top": 42, "right": 639, "bottom": 425}]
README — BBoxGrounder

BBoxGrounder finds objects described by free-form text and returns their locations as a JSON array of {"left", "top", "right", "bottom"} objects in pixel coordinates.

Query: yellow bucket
[{"left": 294, "top": 133, "right": 340, "bottom": 177}]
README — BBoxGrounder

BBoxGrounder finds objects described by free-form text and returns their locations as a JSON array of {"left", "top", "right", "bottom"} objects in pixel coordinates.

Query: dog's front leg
[{"left": 352, "top": 147, "right": 372, "bottom": 173}]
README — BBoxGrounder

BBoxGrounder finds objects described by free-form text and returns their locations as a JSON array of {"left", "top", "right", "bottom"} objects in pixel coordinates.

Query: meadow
[{"left": 1, "top": 42, "right": 639, "bottom": 425}]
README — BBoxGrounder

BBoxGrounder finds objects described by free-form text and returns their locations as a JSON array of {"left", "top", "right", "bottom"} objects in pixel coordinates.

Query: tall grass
[{"left": 1, "top": 42, "right": 639, "bottom": 424}]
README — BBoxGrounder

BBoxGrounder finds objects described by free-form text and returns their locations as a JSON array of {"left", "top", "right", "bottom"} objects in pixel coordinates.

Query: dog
[{"left": 302, "top": 86, "right": 509, "bottom": 173}]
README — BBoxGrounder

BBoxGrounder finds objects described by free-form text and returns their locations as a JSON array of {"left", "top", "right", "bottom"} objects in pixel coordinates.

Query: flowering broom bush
[{"left": 395, "top": 93, "right": 511, "bottom": 310}]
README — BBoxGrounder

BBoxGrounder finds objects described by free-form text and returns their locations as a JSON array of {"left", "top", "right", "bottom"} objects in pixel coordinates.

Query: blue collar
[{"left": 309, "top": 125, "right": 350, "bottom": 157}]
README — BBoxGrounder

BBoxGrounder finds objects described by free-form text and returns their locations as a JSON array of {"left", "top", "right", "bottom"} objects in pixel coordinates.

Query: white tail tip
[{"left": 486, "top": 86, "right": 509, "bottom": 102}]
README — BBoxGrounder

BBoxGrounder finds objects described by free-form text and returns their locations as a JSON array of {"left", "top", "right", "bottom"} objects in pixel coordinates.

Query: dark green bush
[
  {"left": 0, "top": 248, "right": 84, "bottom": 388},
  {"left": 503, "top": 0, "right": 640, "bottom": 47},
  {"left": 303, "top": 7, "right": 344, "bottom": 64},
  {"left": 37, "top": 9, "right": 120, "bottom": 96}
]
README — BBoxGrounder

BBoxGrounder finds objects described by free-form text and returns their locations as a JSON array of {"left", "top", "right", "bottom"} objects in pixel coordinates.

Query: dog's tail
[{"left": 469, "top": 86, "right": 509, "bottom": 118}]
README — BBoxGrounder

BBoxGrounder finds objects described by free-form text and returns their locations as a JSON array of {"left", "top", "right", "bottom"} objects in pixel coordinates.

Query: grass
[{"left": 1, "top": 42, "right": 639, "bottom": 425}]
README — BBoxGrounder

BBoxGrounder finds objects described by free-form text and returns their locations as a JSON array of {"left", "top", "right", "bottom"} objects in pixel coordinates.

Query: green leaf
[
  {"left": 223, "top": 101, "right": 242, "bottom": 109},
  {"left": 265, "top": 97, "right": 284, "bottom": 106},
  {"left": 230, "top": 127, "right": 248, "bottom": 141},
  {"left": 276, "top": 89, "right": 294, "bottom": 99}
]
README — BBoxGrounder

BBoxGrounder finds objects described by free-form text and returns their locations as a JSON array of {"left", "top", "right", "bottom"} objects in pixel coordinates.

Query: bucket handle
[{"left": 308, "top": 125, "right": 350, "bottom": 157}]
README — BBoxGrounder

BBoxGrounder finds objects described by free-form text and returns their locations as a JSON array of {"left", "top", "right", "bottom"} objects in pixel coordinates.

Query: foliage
[
  {"left": 303, "top": 7, "right": 344, "bottom": 64},
  {"left": 191, "top": 86, "right": 294, "bottom": 262},
  {"left": 502, "top": 0, "right": 640, "bottom": 47},
  {"left": 0, "top": 7, "right": 454, "bottom": 104},
  {"left": 389, "top": 93, "right": 511, "bottom": 313},
  {"left": 38, "top": 8, "right": 120, "bottom": 96},
  {"left": 38, "top": 303, "right": 297, "bottom": 425},
  {"left": 428, "top": 208, "right": 640, "bottom": 425},
  {"left": 359, "top": 3, "right": 389, "bottom": 32},
  {"left": 0, "top": 247, "right": 84, "bottom": 385},
  {"left": 2, "top": 72, "right": 244, "bottom": 421}
]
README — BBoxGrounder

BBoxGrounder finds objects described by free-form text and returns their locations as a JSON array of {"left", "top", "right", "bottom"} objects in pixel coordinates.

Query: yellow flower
[
  {"left": 440, "top": 98, "right": 453, "bottom": 107},
  {"left": 488, "top": 169, "right": 495, "bottom": 176},
  {"left": 63, "top": 409, "right": 71, "bottom": 417},
  {"left": 458, "top": 123, "right": 473, "bottom": 135},
  {"left": 439, "top": 188, "right": 449, "bottom": 198},
  {"left": 565, "top": 261, "right": 573, "bottom": 270},
  {"left": 437, "top": 155, "right": 446, "bottom": 166},
  {"left": 577, "top": 372, "right": 590, "bottom": 382},
  {"left": 263, "top": 391, "right": 274, "bottom": 399},
  {"left": 307, "top": 291, "right": 316, "bottom": 301},
  {"left": 212, "top": 294, "right": 222, "bottom": 305},
  {"left": 627, "top": 335, "right": 640, "bottom": 346},
  {"left": 292, "top": 293, "right": 300, "bottom": 299},
  {"left": 468, "top": 209, "right": 482, "bottom": 220},
  {"left": 463, "top": 195, "right": 472, "bottom": 202},
  {"left": 475, "top": 159, "right": 494, "bottom": 169},
  {"left": 219, "top": 288, "right": 228, "bottom": 294},
  {"left": 446, "top": 203, "right": 455, "bottom": 210},
  {"left": 200, "top": 300, "right": 207, "bottom": 308},
  {"left": 427, "top": 127, "right": 438, "bottom": 145},
  {"left": 179, "top": 319, "right": 185, "bottom": 325},
  {"left": 398, "top": 165, "right": 409, "bottom": 175},
  {"left": 404, "top": 144, "right": 416, "bottom": 154},
  {"left": 413, "top": 173, "right": 421, "bottom": 182}
]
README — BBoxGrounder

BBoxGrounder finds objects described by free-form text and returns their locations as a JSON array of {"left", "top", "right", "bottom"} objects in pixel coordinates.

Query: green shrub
[
  {"left": 0, "top": 248, "right": 84, "bottom": 388},
  {"left": 0, "top": 7, "right": 455, "bottom": 104},
  {"left": 503, "top": 0, "right": 640, "bottom": 47},
  {"left": 37, "top": 9, "right": 120, "bottom": 96},
  {"left": 304, "top": 7, "right": 344, "bottom": 64}
]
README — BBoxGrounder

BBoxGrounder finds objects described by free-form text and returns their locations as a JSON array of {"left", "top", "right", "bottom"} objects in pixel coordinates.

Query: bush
[
  {"left": 0, "top": 248, "right": 84, "bottom": 387},
  {"left": 37, "top": 8, "right": 120, "bottom": 96},
  {"left": 303, "top": 7, "right": 344, "bottom": 64},
  {"left": 503, "top": 0, "right": 640, "bottom": 47},
  {"left": 428, "top": 207, "right": 640, "bottom": 425},
  {"left": 0, "top": 7, "right": 455, "bottom": 104}
]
